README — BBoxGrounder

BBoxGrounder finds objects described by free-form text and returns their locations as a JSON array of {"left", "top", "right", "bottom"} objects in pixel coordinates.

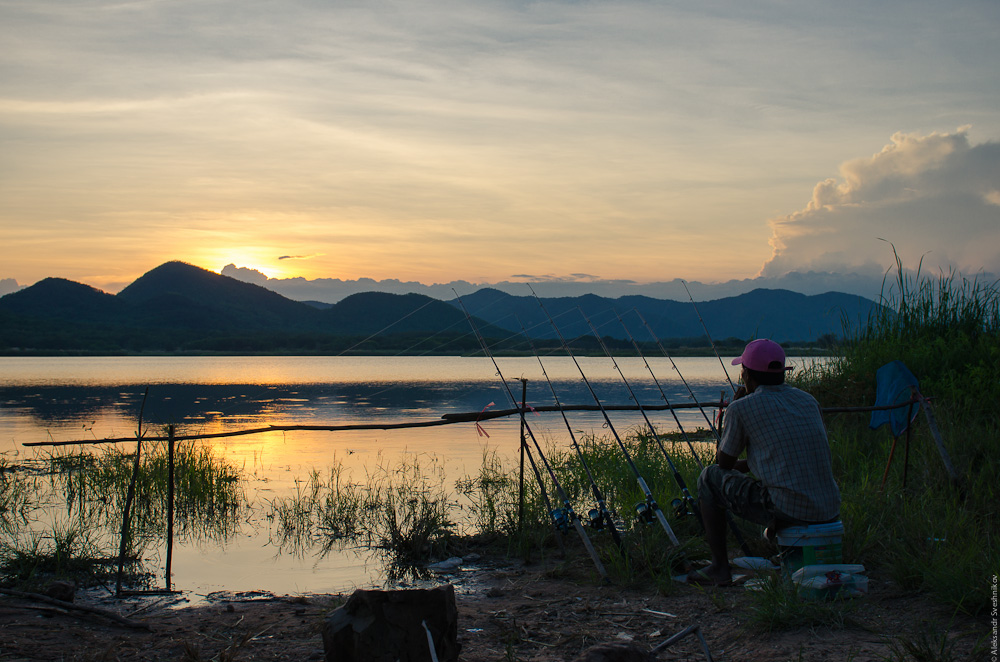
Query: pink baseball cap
[{"left": 731, "top": 339, "right": 793, "bottom": 373}]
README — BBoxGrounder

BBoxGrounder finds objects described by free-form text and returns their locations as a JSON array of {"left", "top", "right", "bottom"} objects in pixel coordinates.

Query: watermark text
[{"left": 991, "top": 574, "right": 998, "bottom": 661}]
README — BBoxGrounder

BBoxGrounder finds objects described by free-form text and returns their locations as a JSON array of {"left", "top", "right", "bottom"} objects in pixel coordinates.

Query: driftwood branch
[{"left": 0, "top": 588, "right": 153, "bottom": 630}]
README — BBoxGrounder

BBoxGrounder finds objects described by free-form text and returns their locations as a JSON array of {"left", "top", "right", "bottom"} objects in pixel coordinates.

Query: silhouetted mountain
[
  {"left": 0, "top": 261, "right": 507, "bottom": 352},
  {"left": 322, "top": 292, "right": 488, "bottom": 335},
  {"left": 0, "top": 277, "right": 127, "bottom": 323},
  {"left": 118, "top": 261, "right": 323, "bottom": 332},
  {"left": 0, "top": 261, "right": 875, "bottom": 353},
  {"left": 451, "top": 288, "right": 875, "bottom": 343}
]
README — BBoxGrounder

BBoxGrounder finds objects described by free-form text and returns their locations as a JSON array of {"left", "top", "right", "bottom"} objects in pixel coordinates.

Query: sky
[{"left": 2, "top": 0, "right": 999, "bottom": 297}]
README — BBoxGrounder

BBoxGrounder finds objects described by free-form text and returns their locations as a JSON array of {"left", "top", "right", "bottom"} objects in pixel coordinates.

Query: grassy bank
[{"left": 799, "top": 262, "right": 999, "bottom": 615}]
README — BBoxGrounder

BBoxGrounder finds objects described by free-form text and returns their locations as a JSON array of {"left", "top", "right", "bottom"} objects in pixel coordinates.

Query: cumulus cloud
[
  {"left": 221, "top": 264, "right": 269, "bottom": 285},
  {"left": 761, "top": 128, "right": 1000, "bottom": 278},
  {"left": 0, "top": 278, "right": 22, "bottom": 297}
]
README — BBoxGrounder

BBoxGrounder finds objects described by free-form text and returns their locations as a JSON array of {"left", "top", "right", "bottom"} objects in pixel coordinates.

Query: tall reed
[
  {"left": 798, "top": 256, "right": 999, "bottom": 614},
  {"left": 46, "top": 441, "right": 247, "bottom": 546},
  {"left": 0, "top": 459, "right": 34, "bottom": 536},
  {"left": 268, "top": 452, "right": 457, "bottom": 564}
]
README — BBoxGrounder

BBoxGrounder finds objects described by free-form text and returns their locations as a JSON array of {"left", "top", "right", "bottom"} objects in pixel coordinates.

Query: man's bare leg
[{"left": 695, "top": 498, "right": 733, "bottom": 583}]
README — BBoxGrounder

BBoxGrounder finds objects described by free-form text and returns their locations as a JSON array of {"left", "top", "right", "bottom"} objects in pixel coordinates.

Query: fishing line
[
  {"left": 632, "top": 309, "right": 724, "bottom": 443},
  {"left": 455, "top": 291, "right": 609, "bottom": 579},
  {"left": 529, "top": 285, "right": 680, "bottom": 546},
  {"left": 332, "top": 298, "right": 441, "bottom": 357},
  {"left": 617, "top": 311, "right": 708, "bottom": 466},
  {"left": 580, "top": 308, "right": 703, "bottom": 529},
  {"left": 681, "top": 280, "right": 736, "bottom": 395},
  {"left": 515, "top": 316, "right": 626, "bottom": 554}
]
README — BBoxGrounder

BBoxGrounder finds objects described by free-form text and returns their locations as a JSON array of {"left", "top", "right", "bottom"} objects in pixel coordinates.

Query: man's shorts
[{"left": 697, "top": 464, "right": 777, "bottom": 526}]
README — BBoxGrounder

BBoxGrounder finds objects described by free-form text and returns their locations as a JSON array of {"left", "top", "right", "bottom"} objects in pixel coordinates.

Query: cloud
[
  {"left": 278, "top": 254, "right": 322, "bottom": 261},
  {"left": 761, "top": 128, "right": 1000, "bottom": 279},
  {"left": 0, "top": 278, "right": 23, "bottom": 297},
  {"left": 221, "top": 264, "right": 268, "bottom": 285},
  {"left": 508, "top": 273, "right": 624, "bottom": 283}
]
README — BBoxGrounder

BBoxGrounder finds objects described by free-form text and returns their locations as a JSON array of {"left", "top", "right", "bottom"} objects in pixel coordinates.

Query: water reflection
[
  {"left": 1, "top": 377, "right": 729, "bottom": 445},
  {"left": 0, "top": 355, "right": 758, "bottom": 596}
]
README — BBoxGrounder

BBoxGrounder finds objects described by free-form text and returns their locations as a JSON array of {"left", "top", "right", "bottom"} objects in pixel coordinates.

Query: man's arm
[
  {"left": 716, "top": 450, "right": 749, "bottom": 473},
  {"left": 717, "top": 389, "right": 750, "bottom": 472}
]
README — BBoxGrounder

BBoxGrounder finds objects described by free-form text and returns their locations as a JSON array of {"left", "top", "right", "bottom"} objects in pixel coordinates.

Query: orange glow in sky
[{"left": 2, "top": 3, "right": 998, "bottom": 294}]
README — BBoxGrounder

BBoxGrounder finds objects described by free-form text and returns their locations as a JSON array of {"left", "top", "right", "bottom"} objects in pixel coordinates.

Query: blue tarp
[{"left": 869, "top": 360, "right": 920, "bottom": 437}]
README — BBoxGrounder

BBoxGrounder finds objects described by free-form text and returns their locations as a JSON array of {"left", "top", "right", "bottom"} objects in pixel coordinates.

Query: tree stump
[{"left": 322, "top": 585, "right": 459, "bottom": 662}]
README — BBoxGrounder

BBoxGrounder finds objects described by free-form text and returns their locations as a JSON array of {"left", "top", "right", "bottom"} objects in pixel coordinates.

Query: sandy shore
[{"left": 0, "top": 555, "right": 988, "bottom": 661}]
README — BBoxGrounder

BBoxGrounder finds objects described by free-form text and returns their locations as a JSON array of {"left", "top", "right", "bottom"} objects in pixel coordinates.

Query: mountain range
[{"left": 0, "top": 261, "right": 876, "bottom": 354}]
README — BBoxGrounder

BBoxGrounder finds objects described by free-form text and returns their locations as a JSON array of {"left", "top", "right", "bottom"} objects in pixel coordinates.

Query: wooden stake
[
  {"left": 166, "top": 424, "right": 175, "bottom": 591},
  {"left": 912, "top": 389, "right": 961, "bottom": 486},
  {"left": 116, "top": 387, "right": 148, "bottom": 597}
]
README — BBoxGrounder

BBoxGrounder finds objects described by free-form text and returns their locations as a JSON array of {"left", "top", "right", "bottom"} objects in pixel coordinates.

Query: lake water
[{"left": 0, "top": 355, "right": 814, "bottom": 598}]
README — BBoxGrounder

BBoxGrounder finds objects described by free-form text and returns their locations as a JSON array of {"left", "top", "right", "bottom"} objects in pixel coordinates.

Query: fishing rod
[
  {"left": 579, "top": 308, "right": 702, "bottom": 530},
  {"left": 632, "top": 308, "right": 723, "bottom": 444},
  {"left": 681, "top": 280, "right": 737, "bottom": 395},
  {"left": 627, "top": 309, "right": 754, "bottom": 557},
  {"left": 528, "top": 286, "right": 679, "bottom": 546},
  {"left": 515, "top": 317, "right": 627, "bottom": 554},
  {"left": 454, "top": 291, "right": 609, "bottom": 579}
]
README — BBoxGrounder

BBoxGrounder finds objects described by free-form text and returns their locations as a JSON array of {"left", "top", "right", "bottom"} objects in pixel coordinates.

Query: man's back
[{"left": 720, "top": 384, "right": 840, "bottom": 522}]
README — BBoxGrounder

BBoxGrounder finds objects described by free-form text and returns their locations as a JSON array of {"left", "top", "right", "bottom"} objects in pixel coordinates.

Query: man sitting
[{"left": 690, "top": 339, "right": 840, "bottom": 585}]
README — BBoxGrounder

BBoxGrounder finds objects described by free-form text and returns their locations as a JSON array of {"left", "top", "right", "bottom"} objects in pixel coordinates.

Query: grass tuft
[{"left": 744, "top": 573, "right": 859, "bottom": 632}]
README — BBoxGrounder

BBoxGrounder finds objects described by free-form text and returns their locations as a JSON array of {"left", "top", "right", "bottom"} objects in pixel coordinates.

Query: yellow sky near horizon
[{"left": 2, "top": 1, "right": 999, "bottom": 294}]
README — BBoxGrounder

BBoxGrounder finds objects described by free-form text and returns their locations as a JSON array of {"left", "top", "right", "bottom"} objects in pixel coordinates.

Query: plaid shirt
[{"left": 719, "top": 384, "right": 840, "bottom": 522}]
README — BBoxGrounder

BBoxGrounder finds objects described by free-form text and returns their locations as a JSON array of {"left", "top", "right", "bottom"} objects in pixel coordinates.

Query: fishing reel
[
  {"left": 671, "top": 497, "right": 691, "bottom": 519},
  {"left": 634, "top": 498, "right": 657, "bottom": 525},
  {"left": 587, "top": 508, "right": 606, "bottom": 531},
  {"left": 549, "top": 507, "right": 571, "bottom": 531}
]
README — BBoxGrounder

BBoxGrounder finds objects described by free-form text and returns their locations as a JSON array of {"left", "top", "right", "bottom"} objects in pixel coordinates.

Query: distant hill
[
  {"left": 322, "top": 292, "right": 483, "bottom": 336},
  {"left": 450, "top": 287, "right": 875, "bottom": 343},
  {"left": 117, "top": 261, "right": 325, "bottom": 332},
  {"left": 0, "top": 260, "right": 877, "bottom": 354},
  {"left": 0, "top": 261, "right": 506, "bottom": 353},
  {"left": 0, "top": 277, "right": 127, "bottom": 323}
]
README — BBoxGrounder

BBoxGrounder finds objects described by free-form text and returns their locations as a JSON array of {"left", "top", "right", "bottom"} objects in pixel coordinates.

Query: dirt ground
[{"left": 0, "top": 555, "right": 989, "bottom": 661}]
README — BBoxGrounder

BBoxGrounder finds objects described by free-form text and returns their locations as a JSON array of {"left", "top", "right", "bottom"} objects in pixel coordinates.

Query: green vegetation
[
  {"left": 744, "top": 573, "right": 858, "bottom": 632},
  {"left": 0, "top": 524, "right": 111, "bottom": 587},
  {"left": 267, "top": 453, "right": 455, "bottom": 565},
  {"left": 47, "top": 441, "right": 247, "bottom": 545},
  {"left": 262, "top": 431, "right": 708, "bottom": 583},
  {"left": 0, "top": 459, "right": 34, "bottom": 536},
  {"left": 796, "top": 258, "right": 999, "bottom": 616},
  {"left": 0, "top": 440, "right": 247, "bottom": 590},
  {"left": 882, "top": 621, "right": 986, "bottom": 662}
]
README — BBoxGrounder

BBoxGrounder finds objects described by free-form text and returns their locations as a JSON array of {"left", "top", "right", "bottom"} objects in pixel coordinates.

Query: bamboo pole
[{"left": 23, "top": 400, "right": 918, "bottom": 448}]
